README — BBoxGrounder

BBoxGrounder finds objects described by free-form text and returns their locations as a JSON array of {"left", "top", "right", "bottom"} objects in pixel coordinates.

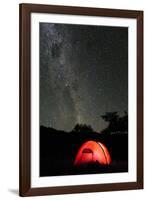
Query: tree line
[{"left": 72, "top": 111, "right": 128, "bottom": 134}]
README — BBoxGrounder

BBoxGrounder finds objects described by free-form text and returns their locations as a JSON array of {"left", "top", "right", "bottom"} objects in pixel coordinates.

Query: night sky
[{"left": 40, "top": 23, "right": 128, "bottom": 132}]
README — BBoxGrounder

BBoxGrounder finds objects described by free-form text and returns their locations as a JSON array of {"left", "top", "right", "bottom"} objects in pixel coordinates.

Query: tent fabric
[{"left": 74, "top": 140, "right": 111, "bottom": 166}]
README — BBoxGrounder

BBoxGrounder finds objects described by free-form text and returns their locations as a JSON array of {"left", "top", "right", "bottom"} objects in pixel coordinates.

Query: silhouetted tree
[
  {"left": 101, "top": 111, "right": 128, "bottom": 134},
  {"left": 101, "top": 112, "right": 119, "bottom": 123},
  {"left": 72, "top": 124, "right": 94, "bottom": 132},
  {"left": 118, "top": 111, "right": 128, "bottom": 132}
]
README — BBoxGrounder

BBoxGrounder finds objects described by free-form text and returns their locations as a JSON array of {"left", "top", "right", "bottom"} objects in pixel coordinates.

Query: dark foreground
[{"left": 40, "top": 126, "right": 128, "bottom": 176}]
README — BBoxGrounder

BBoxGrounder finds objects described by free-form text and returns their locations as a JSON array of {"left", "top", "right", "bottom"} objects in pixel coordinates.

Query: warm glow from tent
[{"left": 74, "top": 140, "right": 111, "bottom": 166}]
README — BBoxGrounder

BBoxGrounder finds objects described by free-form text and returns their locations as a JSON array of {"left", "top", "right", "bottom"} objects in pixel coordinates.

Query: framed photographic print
[{"left": 19, "top": 3, "right": 143, "bottom": 196}]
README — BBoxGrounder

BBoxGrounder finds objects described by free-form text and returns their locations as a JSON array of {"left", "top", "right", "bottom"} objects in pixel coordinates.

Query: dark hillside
[{"left": 40, "top": 126, "right": 128, "bottom": 176}]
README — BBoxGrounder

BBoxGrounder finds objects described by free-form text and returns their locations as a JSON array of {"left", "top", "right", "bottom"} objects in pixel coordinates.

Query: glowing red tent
[{"left": 74, "top": 140, "right": 111, "bottom": 166}]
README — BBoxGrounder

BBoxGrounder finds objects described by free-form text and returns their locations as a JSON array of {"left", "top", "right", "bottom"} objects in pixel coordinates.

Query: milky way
[{"left": 40, "top": 23, "right": 128, "bottom": 132}]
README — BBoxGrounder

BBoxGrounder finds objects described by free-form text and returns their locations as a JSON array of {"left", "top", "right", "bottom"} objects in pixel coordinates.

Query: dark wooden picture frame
[{"left": 19, "top": 3, "right": 143, "bottom": 197}]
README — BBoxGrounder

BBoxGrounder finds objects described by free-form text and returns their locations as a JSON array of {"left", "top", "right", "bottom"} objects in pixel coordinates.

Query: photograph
[
  {"left": 39, "top": 23, "right": 128, "bottom": 177},
  {"left": 19, "top": 4, "right": 143, "bottom": 196}
]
